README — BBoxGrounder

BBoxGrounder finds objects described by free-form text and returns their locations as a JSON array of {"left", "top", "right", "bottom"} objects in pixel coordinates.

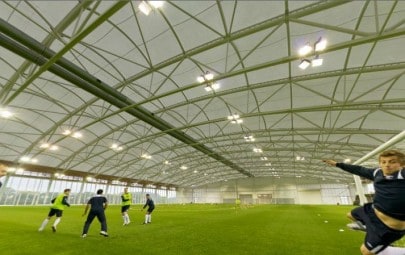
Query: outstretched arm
[{"left": 322, "top": 159, "right": 375, "bottom": 180}]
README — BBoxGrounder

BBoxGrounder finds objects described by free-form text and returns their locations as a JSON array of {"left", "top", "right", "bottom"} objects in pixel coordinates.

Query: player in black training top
[
  {"left": 81, "top": 189, "right": 108, "bottom": 237},
  {"left": 323, "top": 150, "right": 405, "bottom": 255},
  {"left": 141, "top": 194, "right": 155, "bottom": 224}
]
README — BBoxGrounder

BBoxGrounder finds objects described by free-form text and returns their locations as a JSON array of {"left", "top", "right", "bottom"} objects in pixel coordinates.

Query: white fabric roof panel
[{"left": 0, "top": 1, "right": 404, "bottom": 188}]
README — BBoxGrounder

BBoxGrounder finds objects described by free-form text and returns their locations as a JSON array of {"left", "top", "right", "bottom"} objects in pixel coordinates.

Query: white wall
[
  {"left": 182, "top": 177, "right": 354, "bottom": 205},
  {"left": 297, "top": 190, "right": 322, "bottom": 204}
]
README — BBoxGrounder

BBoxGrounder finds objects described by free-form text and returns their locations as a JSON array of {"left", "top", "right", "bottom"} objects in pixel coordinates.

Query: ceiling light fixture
[
  {"left": 139, "top": 1, "right": 152, "bottom": 15},
  {"left": 204, "top": 82, "right": 220, "bottom": 92},
  {"left": 40, "top": 143, "right": 50, "bottom": 149},
  {"left": 63, "top": 129, "right": 83, "bottom": 138},
  {"left": 244, "top": 134, "right": 255, "bottom": 142},
  {"left": 0, "top": 109, "right": 13, "bottom": 118},
  {"left": 298, "top": 43, "right": 312, "bottom": 56},
  {"left": 311, "top": 55, "right": 323, "bottom": 67},
  {"left": 314, "top": 38, "right": 327, "bottom": 52},
  {"left": 198, "top": 71, "right": 219, "bottom": 92},
  {"left": 19, "top": 156, "right": 38, "bottom": 163},
  {"left": 72, "top": 132, "right": 82, "bottom": 139},
  {"left": 296, "top": 156, "right": 305, "bottom": 161},
  {"left": 49, "top": 145, "right": 59, "bottom": 151},
  {"left": 298, "top": 59, "right": 311, "bottom": 70},
  {"left": 110, "top": 143, "right": 123, "bottom": 151},
  {"left": 298, "top": 37, "right": 327, "bottom": 69},
  {"left": 141, "top": 153, "right": 152, "bottom": 159},
  {"left": 253, "top": 148, "right": 263, "bottom": 153},
  {"left": 228, "top": 113, "right": 242, "bottom": 124},
  {"left": 139, "top": 1, "right": 164, "bottom": 16},
  {"left": 62, "top": 130, "right": 72, "bottom": 136}
]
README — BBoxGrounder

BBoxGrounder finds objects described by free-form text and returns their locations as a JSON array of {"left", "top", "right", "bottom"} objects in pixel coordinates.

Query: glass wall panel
[{"left": 0, "top": 174, "right": 178, "bottom": 206}]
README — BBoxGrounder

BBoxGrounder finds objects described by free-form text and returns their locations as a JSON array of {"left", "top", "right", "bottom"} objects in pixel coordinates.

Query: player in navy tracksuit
[
  {"left": 324, "top": 150, "right": 405, "bottom": 255},
  {"left": 142, "top": 194, "right": 155, "bottom": 224},
  {"left": 81, "top": 189, "right": 108, "bottom": 237}
]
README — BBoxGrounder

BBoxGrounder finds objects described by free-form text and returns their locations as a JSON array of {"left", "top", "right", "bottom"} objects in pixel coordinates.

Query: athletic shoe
[
  {"left": 52, "top": 226, "right": 56, "bottom": 233},
  {"left": 347, "top": 221, "right": 366, "bottom": 231},
  {"left": 81, "top": 234, "right": 87, "bottom": 238},
  {"left": 100, "top": 231, "right": 109, "bottom": 237}
]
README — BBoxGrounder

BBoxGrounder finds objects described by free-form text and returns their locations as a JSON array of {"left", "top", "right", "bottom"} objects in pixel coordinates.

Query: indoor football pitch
[{"left": 0, "top": 203, "right": 402, "bottom": 255}]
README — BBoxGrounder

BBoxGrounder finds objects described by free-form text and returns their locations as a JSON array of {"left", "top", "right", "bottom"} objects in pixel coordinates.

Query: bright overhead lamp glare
[
  {"left": 149, "top": 1, "right": 164, "bottom": 8},
  {"left": 20, "top": 156, "right": 30, "bottom": 162},
  {"left": 231, "top": 119, "right": 243, "bottom": 124},
  {"left": 198, "top": 71, "right": 214, "bottom": 83},
  {"left": 298, "top": 44, "right": 312, "bottom": 56},
  {"left": 204, "top": 72, "right": 214, "bottom": 81},
  {"left": 228, "top": 113, "right": 243, "bottom": 124},
  {"left": 204, "top": 83, "right": 220, "bottom": 92},
  {"left": 141, "top": 153, "right": 152, "bottom": 159},
  {"left": 139, "top": 1, "right": 152, "bottom": 15},
  {"left": 50, "top": 145, "right": 59, "bottom": 151},
  {"left": 62, "top": 130, "right": 72, "bottom": 136},
  {"left": 312, "top": 56, "right": 323, "bottom": 67},
  {"left": 298, "top": 59, "right": 311, "bottom": 70},
  {"left": 72, "top": 132, "right": 82, "bottom": 138},
  {"left": 315, "top": 38, "right": 327, "bottom": 51},
  {"left": 40, "top": 143, "right": 50, "bottom": 149},
  {"left": 0, "top": 110, "right": 13, "bottom": 118},
  {"left": 180, "top": 165, "right": 188, "bottom": 170},
  {"left": 227, "top": 114, "right": 240, "bottom": 120},
  {"left": 253, "top": 148, "right": 263, "bottom": 153},
  {"left": 197, "top": 76, "right": 205, "bottom": 83},
  {"left": 244, "top": 135, "right": 255, "bottom": 142}
]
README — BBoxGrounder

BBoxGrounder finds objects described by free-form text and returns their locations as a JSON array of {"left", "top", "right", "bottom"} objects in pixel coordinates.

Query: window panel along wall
[{"left": 0, "top": 173, "right": 175, "bottom": 206}]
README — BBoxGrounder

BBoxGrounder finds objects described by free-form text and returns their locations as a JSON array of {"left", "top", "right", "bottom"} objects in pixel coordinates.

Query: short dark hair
[
  {"left": 97, "top": 189, "right": 103, "bottom": 194},
  {"left": 64, "top": 189, "right": 71, "bottom": 193}
]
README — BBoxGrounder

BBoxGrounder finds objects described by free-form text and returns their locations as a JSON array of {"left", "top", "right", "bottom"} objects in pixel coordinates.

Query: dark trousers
[{"left": 82, "top": 210, "right": 107, "bottom": 234}]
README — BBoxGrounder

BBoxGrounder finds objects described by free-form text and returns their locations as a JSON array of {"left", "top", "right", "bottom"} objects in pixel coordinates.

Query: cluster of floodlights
[
  {"left": 298, "top": 38, "right": 327, "bottom": 70},
  {"left": 197, "top": 71, "right": 220, "bottom": 92}
]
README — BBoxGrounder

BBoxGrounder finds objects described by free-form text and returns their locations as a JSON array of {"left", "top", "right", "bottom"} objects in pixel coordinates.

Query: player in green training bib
[
  {"left": 38, "top": 188, "right": 71, "bottom": 232},
  {"left": 121, "top": 187, "right": 132, "bottom": 225}
]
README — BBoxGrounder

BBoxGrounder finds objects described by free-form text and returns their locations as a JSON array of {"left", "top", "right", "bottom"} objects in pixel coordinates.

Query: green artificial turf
[{"left": 0, "top": 204, "right": 365, "bottom": 255}]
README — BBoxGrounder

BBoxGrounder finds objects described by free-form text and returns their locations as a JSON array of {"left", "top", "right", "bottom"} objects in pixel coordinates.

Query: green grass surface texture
[{"left": 0, "top": 204, "right": 366, "bottom": 255}]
